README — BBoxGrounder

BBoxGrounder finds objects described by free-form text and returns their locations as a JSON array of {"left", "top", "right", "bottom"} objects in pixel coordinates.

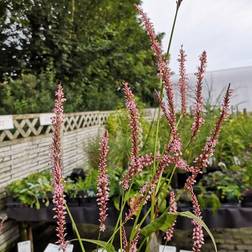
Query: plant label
[
  {"left": 44, "top": 243, "right": 73, "bottom": 252},
  {"left": 159, "top": 245, "right": 176, "bottom": 252},
  {"left": 17, "top": 240, "right": 31, "bottom": 252},
  {"left": 0, "top": 115, "right": 14, "bottom": 130},
  {"left": 39, "top": 113, "right": 54, "bottom": 125}
]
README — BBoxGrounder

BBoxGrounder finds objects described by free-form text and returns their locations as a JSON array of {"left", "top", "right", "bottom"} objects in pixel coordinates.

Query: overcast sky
[{"left": 142, "top": 0, "right": 252, "bottom": 73}]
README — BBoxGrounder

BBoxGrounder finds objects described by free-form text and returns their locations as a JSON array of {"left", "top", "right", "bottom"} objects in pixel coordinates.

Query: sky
[{"left": 142, "top": 0, "right": 252, "bottom": 73}]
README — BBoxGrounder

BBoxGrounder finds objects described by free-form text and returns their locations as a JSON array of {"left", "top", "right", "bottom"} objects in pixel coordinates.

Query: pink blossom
[
  {"left": 191, "top": 51, "right": 207, "bottom": 138},
  {"left": 121, "top": 83, "right": 142, "bottom": 190},
  {"left": 136, "top": 5, "right": 176, "bottom": 130},
  {"left": 121, "top": 154, "right": 154, "bottom": 190},
  {"left": 97, "top": 130, "right": 110, "bottom": 232},
  {"left": 178, "top": 45, "right": 188, "bottom": 115},
  {"left": 122, "top": 226, "right": 140, "bottom": 252},
  {"left": 129, "top": 229, "right": 140, "bottom": 252},
  {"left": 194, "top": 84, "right": 232, "bottom": 171},
  {"left": 123, "top": 82, "right": 140, "bottom": 159},
  {"left": 51, "top": 83, "right": 67, "bottom": 250},
  {"left": 165, "top": 191, "right": 177, "bottom": 241}
]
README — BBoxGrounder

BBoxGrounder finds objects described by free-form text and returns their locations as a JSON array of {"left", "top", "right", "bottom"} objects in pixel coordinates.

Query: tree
[{"left": 0, "top": 0, "right": 159, "bottom": 114}]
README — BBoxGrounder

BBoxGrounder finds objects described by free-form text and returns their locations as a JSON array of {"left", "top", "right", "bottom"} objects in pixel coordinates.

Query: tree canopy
[{"left": 0, "top": 0, "right": 159, "bottom": 114}]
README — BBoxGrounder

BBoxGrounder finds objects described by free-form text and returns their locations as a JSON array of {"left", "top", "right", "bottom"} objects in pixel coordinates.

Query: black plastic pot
[
  {"left": 6, "top": 196, "right": 150, "bottom": 227},
  {"left": 241, "top": 189, "right": 252, "bottom": 207}
]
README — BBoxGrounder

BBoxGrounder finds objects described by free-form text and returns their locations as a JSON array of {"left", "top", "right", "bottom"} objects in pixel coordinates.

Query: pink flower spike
[
  {"left": 165, "top": 191, "right": 177, "bottom": 241},
  {"left": 97, "top": 130, "right": 110, "bottom": 232},
  {"left": 121, "top": 82, "right": 147, "bottom": 190},
  {"left": 191, "top": 51, "right": 207, "bottom": 138},
  {"left": 178, "top": 45, "right": 188, "bottom": 115},
  {"left": 51, "top": 83, "right": 67, "bottom": 251},
  {"left": 136, "top": 5, "right": 176, "bottom": 131},
  {"left": 121, "top": 154, "right": 154, "bottom": 190},
  {"left": 123, "top": 82, "right": 140, "bottom": 159},
  {"left": 194, "top": 84, "right": 232, "bottom": 171},
  {"left": 129, "top": 229, "right": 140, "bottom": 252},
  {"left": 122, "top": 225, "right": 140, "bottom": 252}
]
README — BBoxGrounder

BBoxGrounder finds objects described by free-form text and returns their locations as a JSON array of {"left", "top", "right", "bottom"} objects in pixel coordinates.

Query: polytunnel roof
[{"left": 172, "top": 66, "right": 252, "bottom": 111}]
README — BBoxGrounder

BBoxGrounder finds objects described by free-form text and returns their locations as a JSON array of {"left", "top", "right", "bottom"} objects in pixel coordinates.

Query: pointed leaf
[
  {"left": 172, "top": 211, "right": 217, "bottom": 252},
  {"left": 80, "top": 239, "right": 116, "bottom": 252},
  {"left": 141, "top": 212, "right": 176, "bottom": 237}
]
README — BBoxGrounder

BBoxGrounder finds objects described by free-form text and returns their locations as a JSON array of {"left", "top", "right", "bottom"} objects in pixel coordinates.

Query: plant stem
[
  {"left": 107, "top": 188, "right": 129, "bottom": 245},
  {"left": 167, "top": 5, "right": 179, "bottom": 55},
  {"left": 65, "top": 204, "right": 86, "bottom": 252},
  {"left": 150, "top": 1, "right": 182, "bottom": 225}
]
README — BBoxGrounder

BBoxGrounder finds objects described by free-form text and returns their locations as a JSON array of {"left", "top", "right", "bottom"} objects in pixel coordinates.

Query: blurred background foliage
[{"left": 0, "top": 0, "right": 159, "bottom": 114}]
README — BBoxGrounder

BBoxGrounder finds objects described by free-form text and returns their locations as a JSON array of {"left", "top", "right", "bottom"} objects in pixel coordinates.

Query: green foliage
[
  {"left": 0, "top": 0, "right": 159, "bottom": 113},
  {"left": 199, "top": 168, "right": 245, "bottom": 202},
  {"left": 215, "top": 114, "right": 252, "bottom": 165},
  {"left": 7, "top": 171, "right": 52, "bottom": 209},
  {"left": 141, "top": 211, "right": 177, "bottom": 237},
  {"left": 0, "top": 65, "right": 55, "bottom": 114},
  {"left": 198, "top": 192, "right": 221, "bottom": 214},
  {"left": 7, "top": 169, "right": 94, "bottom": 208}
]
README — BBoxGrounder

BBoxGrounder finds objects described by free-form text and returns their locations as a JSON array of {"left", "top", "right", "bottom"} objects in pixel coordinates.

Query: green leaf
[
  {"left": 79, "top": 239, "right": 116, "bottom": 252},
  {"left": 113, "top": 197, "right": 120, "bottom": 211},
  {"left": 175, "top": 211, "right": 217, "bottom": 252},
  {"left": 141, "top": 212, "right": 177, "bottom": 237}
]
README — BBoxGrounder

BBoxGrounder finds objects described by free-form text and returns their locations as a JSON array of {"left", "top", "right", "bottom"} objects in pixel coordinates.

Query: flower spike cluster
[
  {"left": 191, "top": 51, "right": 207, "bottom": 138},
  {"left": 51, "top": 83, "right": 67, "bottom": 251},
  {"left": 133, "top": 8, "right": 232, "bottom": 252},
  {"left": 178, "top": 45, "right": 188, "bottom": 115},
  {"left": 97, "top": 130, "right": 110, "bottom": 232}
]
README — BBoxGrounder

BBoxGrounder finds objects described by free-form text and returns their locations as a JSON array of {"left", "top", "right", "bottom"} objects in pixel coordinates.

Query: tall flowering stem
[
  {"left": 121, "top": 82, "right": 140, "bottom": 189},
  {"left": 97, "top": 130, "right": 110, "bottom": 232},
  {"left": 136, "top": 5, "right": 176, "bottom": 130},
  {"left": 51, "top": 83, "right": 67, "bottom": 250},
  {"left": 178, "top": 45, "right": 187, "bottom": 115},
  {"left": 121, "top": 83, "right": 154, "bottom": 190},
  {"left": 191, "top": 51, "right": 207, "bottom": 138},
  {"left": 123, "top": 82, "right": 140, "bottom": 159},
  {"left": 185, "top": 84, "right": 232, "bottom": 251},
  {"left": 194, "top": 84, "right": 232, "bottom": 172}
]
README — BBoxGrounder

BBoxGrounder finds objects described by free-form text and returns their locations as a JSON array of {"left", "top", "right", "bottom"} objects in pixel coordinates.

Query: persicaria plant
[{"left": 50, "top": 3, "right": 232, "bottom": 252}]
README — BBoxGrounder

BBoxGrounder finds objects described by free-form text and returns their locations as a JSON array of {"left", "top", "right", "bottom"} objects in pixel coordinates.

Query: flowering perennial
[
  {"left": 97, "top": 130, "right": 110, "bottom": 232},
  {"left": 51, "top": 83, "right": 67, "bottom": 250},
  {"left": 49, "top": 3, "right": 232, "bottom": 252}
]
